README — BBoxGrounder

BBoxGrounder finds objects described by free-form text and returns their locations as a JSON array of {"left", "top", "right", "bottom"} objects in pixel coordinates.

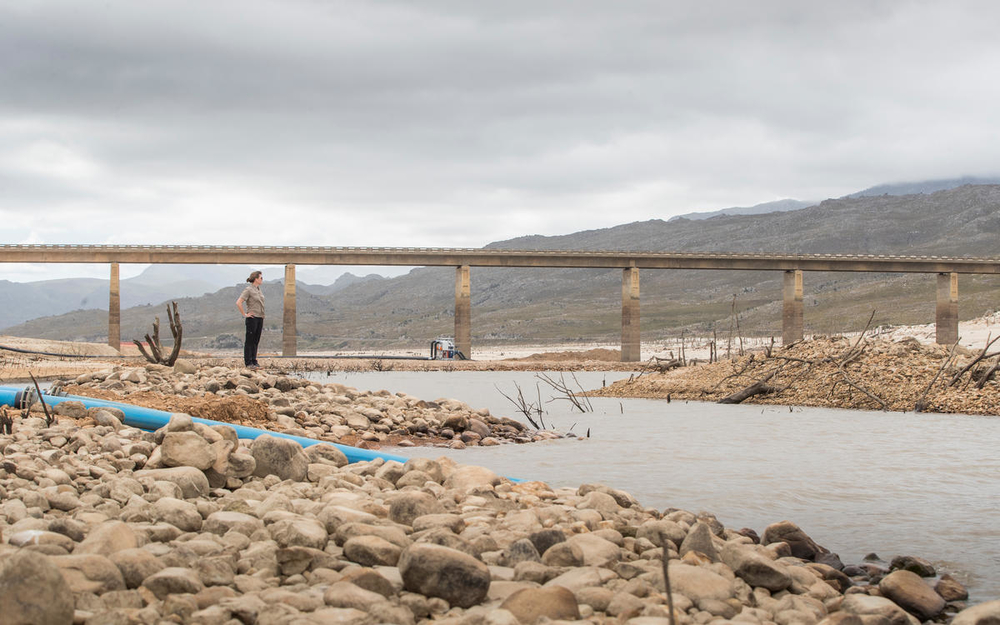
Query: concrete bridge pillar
[
  {"left": 782, "top": 269, "right": 803, "bottom": 345},
  {"left": 109, "top": 262, "right": 120, "bottom": 352},
  {"left": 455, "top": 265, "right": 471, "bottom": 358},
  {"left": 936, "top": 272, "right": 959, "bottom": 345},
  {"left": 621, "top": 267, "right": 640, "bottom": 362},
  {"left": 283, "top": 264, "right": 297, "bottom": 357}
]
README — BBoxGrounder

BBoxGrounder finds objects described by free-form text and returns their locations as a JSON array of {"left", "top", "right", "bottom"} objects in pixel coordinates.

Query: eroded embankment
[{"left": 590, "top": 336, "right": 1000, "bottom": 415}]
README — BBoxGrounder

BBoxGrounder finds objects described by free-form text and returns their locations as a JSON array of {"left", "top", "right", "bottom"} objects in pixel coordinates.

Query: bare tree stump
[{"left": 134, "top": 301, "right": 183, "bottom": 366}]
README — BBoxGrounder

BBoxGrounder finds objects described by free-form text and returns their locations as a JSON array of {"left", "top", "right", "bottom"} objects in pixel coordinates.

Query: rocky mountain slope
[{"left": 5, "top": 184, "right": 1000, "bottom": 352}]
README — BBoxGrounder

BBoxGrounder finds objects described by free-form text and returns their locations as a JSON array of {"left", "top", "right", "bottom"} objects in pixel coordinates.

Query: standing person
[{"left": 236, "top": 270, "right": 265, "bottom": 369}]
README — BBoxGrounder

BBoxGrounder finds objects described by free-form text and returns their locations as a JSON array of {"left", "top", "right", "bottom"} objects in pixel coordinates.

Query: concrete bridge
[{"left": 2, "top": 244, "right": 999, "bottom": 361}]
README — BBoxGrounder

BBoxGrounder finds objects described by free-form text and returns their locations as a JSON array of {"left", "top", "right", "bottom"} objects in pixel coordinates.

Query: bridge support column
[
  {"left": 283, "top": 264, "right": 297, "bottom": 357},
  {"left": 782, "top": 270, "right": 803, "bottom": 345},
  {"left": 455, "top": 265, "right": 471, "bottom": 358},
  {"left": 109, "top": 262, "right": 120, "bottom": 352},
  {"left": 936, "top": 272, "right": 958, "bottom": 345},
  {"left": 621, "top": 267, "right": 640, "bottom": 362}
]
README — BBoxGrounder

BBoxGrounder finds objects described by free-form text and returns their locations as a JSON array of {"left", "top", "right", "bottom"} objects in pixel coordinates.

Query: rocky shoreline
[
  {"left": 58, "top": 362, "right": 575, "bottom": 448},
  {"left": 0, "top": 362, "right": 998, "bottom": 624}
]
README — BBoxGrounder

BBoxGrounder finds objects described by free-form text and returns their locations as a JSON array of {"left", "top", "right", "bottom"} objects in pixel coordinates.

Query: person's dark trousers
[{"left": 244, "top": 316, "right": 264, "bottom": 366}]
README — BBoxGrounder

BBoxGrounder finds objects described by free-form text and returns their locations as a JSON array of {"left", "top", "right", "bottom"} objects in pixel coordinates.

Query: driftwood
[
  {"left": 634, "top": 356, "right": 683, "bottom": 382},
  {"left": 836, "top": 363, "right": 888, "bottom": 410},
  {"left": 709, "top": 354, "right": 757, "bottom": 393},
  {"left": 718, "top": 365, "right": 784, "bottom": 404},
  {"left": 134, "top": 302, "right": 183, "bottom": 366},
  {"left": 976, "top": 357, "right": 1000, "bottom": 389},
  {"left": 915, "top": 339, "right": 960, "bottom": 413},
  {"left": 839, "top": 310, "right": 877, "bottom": 365},
  {"left": 947, "top": 333, "right": 1000, "bottom": 387}
]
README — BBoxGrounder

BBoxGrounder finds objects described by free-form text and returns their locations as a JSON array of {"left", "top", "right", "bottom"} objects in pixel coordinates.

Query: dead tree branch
[
  {"left": 975, "top": 356, "right": 1000, "bottom": 390},
  {"left": 836, "top": 364, "right": 888, "bottom": 410},
  {"left": 496, "top": 382, "right": 544, "bottom": 429},
  {"left": 134, "top": 302, "right": 183, "bottom": 366},
  {"left": 634, "top": 356, "right": 683, "bottom": 381},
  {"left": 718, "top": 364, "right": 785, "bottom": 404},
  {"left": 838, "top": 309, "right": 877, "bottom": 365},
  {"left": 915, "top": 339, "right": 960, "bottom": 413},
  {"left": 947, "top": 333, "right": 1000, "bottom": 387},
  {"left": 537, "top": 372, "right": 593, "bottom": 412},
  {"left": 709, "top": 354, "right": 757, "bottom": 393}
]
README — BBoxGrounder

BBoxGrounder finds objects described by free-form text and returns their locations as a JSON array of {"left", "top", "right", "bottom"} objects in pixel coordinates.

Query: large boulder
[
  {"left": 761, "top": 521, "right": 829, "bottom": 561},
  {"left": 878, "top": 570, "right": 945, "bottom": 621},
  {"left": 951, "top": 600, "right": 1000, "bottom": 625},
  {"left": 566, "top": 533, "right": 621, "bottom": 568},
  {"left": 443, "top": 465, "right": 501, "bottom": 493},
  {"left": 889, "top": 555, "right": 936, "bottom": 577},
  {"left": 268, "top": 517, "right": 328, "bottom": 550},
  {"left": 151, "top": 497, "right": 203, "bottom": 532},
  {"left": 109, "top": 548, "right": 166, "bottom": 588},
  {"left": 74, "top": 521, "right": 138, "bottom": 556},
  {"left": 388, "top": 491, "right": 446, "bottom": 526},
  {"left": 667, "top": 562, "right": 734, "bottom": 605},
  {"left": 398, "top": 543, "right": 490, "bottom": 608},
  {"left": 52, "top": 554, "right": 126, "bottom": 594},
  {"left": 142, "top": 567, "right": 205, "bottom": 599},
  {"left": 680, "top": 521, "right": 720, "bottom": 561},
  {"left": 500, "top": 585, "right": 581, "bottom": 623},
  {"left": 203, "top": 511, "right": 265, "bottom": 537},
  {"left": 935, "top": 574, "right": 969, "bottom": 601},
  {"left": 134, "top": 467, "right": 210, "bottom": 498},
  {"left": 528, "top": 528, "right": 567, "bottom": 556},
  {"left": 251, "top": 435, "right": 309, "bottom": 481},
  {"left": 840, "top": 593, "right": 913, "bottom": 625},
  {"left": 501, "top": 538, "right": 541, "bottom": 567},
  {"left": 343, "top": 536, "right": 402, "bottom": 567},
  {"left": 0, "top": 551, "right": 75, "bottom": 625},
  {"left": 161, "top": 431, "right": 215, "bottom": 469},
  {"left": 636, "top": 519, "right": 687, "bottom": 549},
  {"left": 720, "top": 542, "right": 791, "bottom": 592}
]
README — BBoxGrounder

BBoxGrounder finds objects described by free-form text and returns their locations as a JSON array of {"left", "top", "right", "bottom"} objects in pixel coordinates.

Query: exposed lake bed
[
  {"left": 305, "top": 370, "right": 1000, "bottom": 602},
  {"left": 2, "top": 357, "right": 998, "bottom": 623}
]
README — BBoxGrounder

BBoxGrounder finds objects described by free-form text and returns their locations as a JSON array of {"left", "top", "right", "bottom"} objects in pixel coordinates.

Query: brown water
[{"left": 305, "top": 370, "right": 1000, "bottom": 601}]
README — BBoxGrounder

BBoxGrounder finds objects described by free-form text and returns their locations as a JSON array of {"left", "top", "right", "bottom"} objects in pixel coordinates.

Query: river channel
[{"left": 302, "top": 370, "right": 1000, "bottom": 601}]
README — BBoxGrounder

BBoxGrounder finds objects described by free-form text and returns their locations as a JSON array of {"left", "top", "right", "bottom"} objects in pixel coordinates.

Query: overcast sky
[{"left": 3, "top": 1, "right": 1000, "bottom": 282}]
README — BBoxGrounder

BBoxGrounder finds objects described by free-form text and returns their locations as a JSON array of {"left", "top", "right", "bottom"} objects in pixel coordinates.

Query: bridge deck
[{"left": 1, "top": 244, "right": 998, "bottom": 273}]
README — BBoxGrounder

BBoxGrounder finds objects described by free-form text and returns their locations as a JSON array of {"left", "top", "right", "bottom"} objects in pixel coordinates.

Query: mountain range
[{"left": 4, "top": 179, "right": 1000, "bottom": 353}]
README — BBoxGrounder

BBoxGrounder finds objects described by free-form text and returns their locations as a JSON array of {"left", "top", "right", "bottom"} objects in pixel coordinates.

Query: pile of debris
[{"left": 593, "top": 334, "right": 1000, "bottom": 415}]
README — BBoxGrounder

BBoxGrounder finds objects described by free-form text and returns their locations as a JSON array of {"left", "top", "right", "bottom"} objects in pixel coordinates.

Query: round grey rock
[
  {"left": 399, "top": 543, "right": 490, "bottom": 608},
  {"left": 0, "top": 551, "right": 74, "bottom": 625},
  {"left": 251, "top": 435, "right": 309, "bottom": 481}
]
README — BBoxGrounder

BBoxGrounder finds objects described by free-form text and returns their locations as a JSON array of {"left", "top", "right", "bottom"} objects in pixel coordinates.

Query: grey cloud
[{"left": 1, "top": 0, "right": 1000, "bottom": 278}]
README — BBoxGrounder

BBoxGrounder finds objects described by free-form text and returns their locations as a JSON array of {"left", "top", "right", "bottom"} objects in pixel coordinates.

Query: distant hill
[
  {"left": 6, "top": 183, "right": 1000, "bottom": 353},
  {"left": 847, "top": 176, "right": 1000, "bottom": 198},
  {"left": 0, "top": 263, "right": 380, "bottom": 330},
  {"left": 670, "top": 198, "right": 812, "bottom": 221}
]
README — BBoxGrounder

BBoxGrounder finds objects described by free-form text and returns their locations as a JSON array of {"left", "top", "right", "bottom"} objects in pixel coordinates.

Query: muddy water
[{"left": 304, "top": 370, "right": 1000, "bottom": 600}]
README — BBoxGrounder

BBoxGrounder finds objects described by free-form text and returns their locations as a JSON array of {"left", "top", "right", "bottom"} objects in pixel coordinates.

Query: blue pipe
[{"left": 0, "top": 385, "right": 410, "bottom": 465}]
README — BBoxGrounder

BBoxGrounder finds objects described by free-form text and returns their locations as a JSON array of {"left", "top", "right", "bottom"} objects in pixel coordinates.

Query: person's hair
[{"left": 247, "top": 271, "right": 262, "bottom": 283}]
